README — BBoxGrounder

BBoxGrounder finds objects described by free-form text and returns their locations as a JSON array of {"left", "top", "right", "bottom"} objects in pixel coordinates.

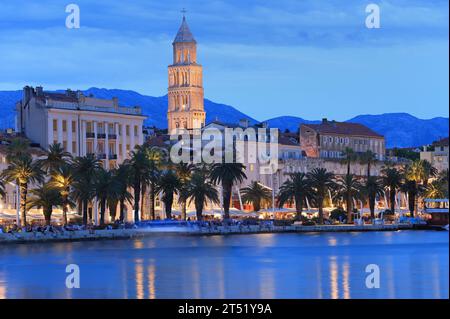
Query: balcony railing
[
  {"left": 108, "top": 134, "right": 117, "bottom": 140},
  {"left": 86, "top": 132, "right": 95, "bottom": 138},
  {"left": 108, "top": 154, "right": 118, "bottom": 160},
  {"left": 97, "top": 153, "right": 106, "bottom": 160},
  {"left": 97, "top": 133, "right": 106, "bottom": 139}
]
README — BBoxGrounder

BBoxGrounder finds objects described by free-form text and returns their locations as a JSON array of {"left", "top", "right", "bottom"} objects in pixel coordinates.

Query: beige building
[
  {"left": 420, "top": 137, "right": 449, "bottom": 173},
  {"left": 16, "top": 86, "right": 146, "bottom": 169},
  {"left": 167, "top": 16, "right": 206, "bottom": 133},
  {"left": 300, "top": 118, "right": 385, "bottom": 161}
]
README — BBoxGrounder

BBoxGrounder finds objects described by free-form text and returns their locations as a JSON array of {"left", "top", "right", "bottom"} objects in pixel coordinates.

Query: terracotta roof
[
  {"left": 173, "top": 16, "right": 196, "bottom": 43},
  {"left": 302, "top": 121, "right": 383, "bottom": 138}
]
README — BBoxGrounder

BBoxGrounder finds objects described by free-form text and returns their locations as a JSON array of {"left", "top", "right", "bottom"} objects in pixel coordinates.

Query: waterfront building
[
  {"left": 300, "top": 118, "right": 386, "bottom": 161},
  {"left": 420, "top": 137, "right": 449, "bottom": 173},
  {"left": 15, "top": 86, "right": 146, "bottom": 169},
  {"left": 167, "top": 15, "right": 206, "bottom": 133}
]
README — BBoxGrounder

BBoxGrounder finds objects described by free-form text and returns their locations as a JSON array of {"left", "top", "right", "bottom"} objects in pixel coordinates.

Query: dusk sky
[{"left": 0, "top": 0, "right": 448, "bottom": 121}]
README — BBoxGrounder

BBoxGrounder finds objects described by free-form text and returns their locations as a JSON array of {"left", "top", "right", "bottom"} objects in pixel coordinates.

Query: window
[
  {"left": 134, "top": 125, "right": 138, "bottom": 137},
  {"left": 329, "top": 137, "right": 333, "bottom": 143},
  {"left": 72, "top": 141, "right": 76, "bottom": 153},
  {"left": 118, "top": 124, "right": 122, "bottom": 136},
  {"left": 345, "top": 137, "right": 349, "bottom": 144},
  {"left": 339, "top": 137, "right": 344, "bottom": 144},
  {"left": 323, "top": 136, "right": 328, "bottom": 144},
  {"left": 250, "top": 164, "right": 254, "bottom": 172},
  {"left": 62, "top": 120, "right": 67, "bottom": 132},
  {"left": 119, "top": 144, "right": 123, "bottom": 156},
  {"left": 63, "top": 141, "right": 67, "bottom": 150},
  {"left": 72, "top": 121, "right": 76, "bottom": 133},
  {"left": 126, "top": 144, "right": 130, "bottom": 151},
  {"left": 126, "top": 125, "right": 130, "bottom": 136},
  {"left": 53, "top": 119, "right": 57, "bottom": 131}
]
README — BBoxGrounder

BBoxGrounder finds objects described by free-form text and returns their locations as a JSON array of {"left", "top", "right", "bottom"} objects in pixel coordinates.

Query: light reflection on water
[{"left": 0, "top": 231, "right": 448, "bottom": 299}]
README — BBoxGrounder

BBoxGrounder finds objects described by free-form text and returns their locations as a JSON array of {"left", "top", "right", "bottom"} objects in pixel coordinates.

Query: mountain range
[{"left": 0, "top": 88, "right": 447, "bottom": 148}]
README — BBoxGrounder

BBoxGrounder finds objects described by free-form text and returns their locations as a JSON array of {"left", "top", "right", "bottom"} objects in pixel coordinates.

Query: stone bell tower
[{"left": 167, "top": 14, "right": 206, "bottom": 133}]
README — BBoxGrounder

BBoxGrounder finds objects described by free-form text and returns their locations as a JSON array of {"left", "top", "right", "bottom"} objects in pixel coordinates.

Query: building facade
[
  {"left": 167, "top": 16, "right": 206, "bottom": 133},
  {"left": 420, "top": 137, "right": 449, "bottom": 173},
  {"left": 16, "top": 86, "right": 146, "bottom": 169},
  {"left": 300, "top": 118, "right": 385, "bottom": 161}
]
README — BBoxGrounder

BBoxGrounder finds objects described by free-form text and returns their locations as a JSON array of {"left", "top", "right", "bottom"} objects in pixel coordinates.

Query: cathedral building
[{"left": 167, "top": 15, "right": 206, "bottom": 133}]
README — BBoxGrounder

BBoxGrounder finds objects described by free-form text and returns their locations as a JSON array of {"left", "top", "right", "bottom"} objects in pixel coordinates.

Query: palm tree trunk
[
  {"left": 295, "top": 195, "right": 303, "bottom": 221},
  {"left": 62, "top": 202, "right": 68, "bottom": 226},
  {"left": 44, "top": 208, "right": 52, "bottom": 226},
  {"left": 133, "top": 182, "right": 140, "bottom": 223},
  {"left": 149, "top": 183, "right": 155, "bottom": 220},
  {"left": 196, "top": 200, "right": 203, "bottom": 221},
  {"left": 367, "top": 162, "right": 371, "bottom": 178},
  {"left": 369, "top": 196, "right": 376, "bottom": 220},
  {"left": 181, "top": 201, "right": 187, "bottom": 220},
  {"left": 165, "top": 198, "right": 173, "bottom": 219},
  {"left": 346, "top": 194, "right": 352, "bottom": 223},
  {"left": 408, "top": 191, "right": 415, "bottom": 217},
  {"left": 318, "top": 201, "right": 324, "bottom": 224},
  {"left": 140, "top": 186, "right": 146, "bottom": 220},
  {"left": 389, "top": 189, "right": 396, "bottom": 213},
  {"left": 119, "top": 199, "right": 125, "bottom": 222},
  {"left": 82, "top": 199, "right": 88, "bottom": 225},
  {"left": 100, "top": 199, "right": 106, "bottom": 225},
  {"left": 223, "top": 183, "right": 232, "bottom": 220},
  {"left": 347, "top": 162, "right": 351, "bottom": 176},
  {"left": 19, "top": 182, "right": 28, "bottom": 227}
]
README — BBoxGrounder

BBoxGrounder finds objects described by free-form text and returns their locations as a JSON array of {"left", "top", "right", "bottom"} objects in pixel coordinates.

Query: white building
[{"left": 16, "top": 86, "right": 146, "bottom": 168}]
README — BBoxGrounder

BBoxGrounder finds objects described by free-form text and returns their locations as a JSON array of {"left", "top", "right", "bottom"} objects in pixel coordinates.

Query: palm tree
[
  {"left": 156, "top": 170, "right": 181, "bottom": 219},
  {"left": 401, "top": 180, "right": 421, "bottom": 217},
  {"left": 94, "top": 168, "right": 119, "bottom": 225},
  {"left": 341, "top": 147, "right": 357, "bottom": 175},
  {"left": 363, "top": 176, "right": 384, "bottom": 220},
  {"left": 240, "top": 181, "right": 272, "bottom": 212},
  {"left": 175, "top": 162, "right": 194, "bottom": 220},
  {"left": 72, "top": 154, "right": 102, "bottom": 225},
  {"left": 186, "top": 172, "right": 220, "bottom": 221},
  {"left": 278, "top": 172, "right": 311, "bottom": 220},
  {"left": 335, "top": 174, "right": 363, "bottom": 223},
  {"left": 114, "top": 164, "right": 133, "bottom": 222},
  {"left": 307, "top": 168, "right": 335, "bottom": 224},
  {"left": 38, "top": 142, "right": 72, "bottom": 173},
  {"left": 381, "top": 167, "right": 403, "bottom": 214},
  {"left": 359, "top": 150, "right": 377, "bottom": 177},
  {"left": 437, "top": 169, "right": 449, "bottom": 198},
  {"left": 49, "top": 164, "right": 74, "bottom": 225},
  {"left": 1, "top": 155, "right": 44, "bottom": 226},
  {"left": 126, "top": 148, "right": 151, "bottom": 223},
  {"left": 5, "top": 137, "right": 30, "bottom": 162},
  {"left": 424, "top": 180, "right": 446, "bottom": 200},
  {"left": 404, "top": 160, "right": 426, "bottom": 216},
  {"left": 210, "top": 162, "right": 247, "bottom": 220},
  {"left": 28, "top": 183, "right": 62, "bottom": 226},
  {"left": 420, "top": 160, "right": 437, "bottom": 187}
]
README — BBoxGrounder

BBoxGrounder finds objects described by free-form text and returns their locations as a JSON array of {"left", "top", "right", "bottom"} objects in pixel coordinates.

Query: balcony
[
  {"left": 97, "top": 153, "right": 106, "bottom": 160},
  {"left": 86, "top": 132, "right": 95, "bottom": 138},
  {"left": 108, "top": 134, "right": 117, "bottom": 140},
  {"left": 97, "top": 133, "right": 106, "bottom": 139},
  {"left": 108, "top": 154, "right": 118, "bottom": 160}
]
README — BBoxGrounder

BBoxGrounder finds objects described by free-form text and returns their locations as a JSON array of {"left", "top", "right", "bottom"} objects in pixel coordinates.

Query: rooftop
[
  {"left": 302, "top": 119, "right": 384, "bottom": 138},
  {"left": 173, "top": 16, "right": 196, "bottom": 44}
]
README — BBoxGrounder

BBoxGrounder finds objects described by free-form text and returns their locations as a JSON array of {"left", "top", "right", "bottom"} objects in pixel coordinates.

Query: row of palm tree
[
  {"left": 0, "top": 139, "right": 249, "bottom": 226},
  {"left": 0, "top": 139, "right": 447, "bottom": 226}
]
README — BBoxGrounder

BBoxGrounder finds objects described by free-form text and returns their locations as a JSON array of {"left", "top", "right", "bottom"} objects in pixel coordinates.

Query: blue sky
[{"left": 0, "top": 0, "right": 448, "bottom": 121}]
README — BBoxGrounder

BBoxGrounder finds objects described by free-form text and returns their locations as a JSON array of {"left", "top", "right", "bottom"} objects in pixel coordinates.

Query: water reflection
[{"left": 0, "top": 231, "right": 447, "bottom": 299}]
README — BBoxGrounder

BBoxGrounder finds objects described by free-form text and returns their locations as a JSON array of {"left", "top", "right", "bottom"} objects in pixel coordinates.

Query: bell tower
[{"left": 167, "top": 14, "right": 206, "bottom": 133}]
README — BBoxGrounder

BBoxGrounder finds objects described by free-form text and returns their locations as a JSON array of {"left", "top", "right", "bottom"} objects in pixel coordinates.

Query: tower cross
[{"left": 181, "top": 8, "right": 187, "bottom": 17}]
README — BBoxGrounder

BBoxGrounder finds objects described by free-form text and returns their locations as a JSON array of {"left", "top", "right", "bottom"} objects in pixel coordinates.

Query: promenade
[{"left": 0, "top": 223, "right": 415, "bottom": 244}]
